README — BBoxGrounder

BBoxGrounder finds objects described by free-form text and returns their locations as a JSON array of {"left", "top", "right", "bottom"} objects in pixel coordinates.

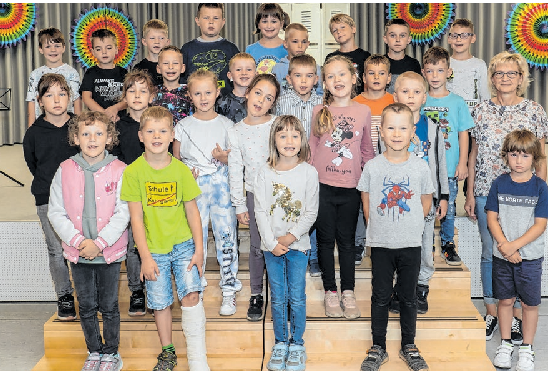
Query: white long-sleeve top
[
  {"left": 253, "top": 162, "right": 319, "bottom": 252},
  {"left": 227, "top": 115, "right": 276, "bottom": 214}
]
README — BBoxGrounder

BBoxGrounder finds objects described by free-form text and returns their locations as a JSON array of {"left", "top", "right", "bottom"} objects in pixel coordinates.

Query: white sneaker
[
  {"left": 493, "top": 341, "right": 513, "bottom": 369},
  {"left": 516, "top": 345, "right": 535, "bottom": 371},
  {"left": 219, "top": 294, "right": 237, "bottom": 316}
]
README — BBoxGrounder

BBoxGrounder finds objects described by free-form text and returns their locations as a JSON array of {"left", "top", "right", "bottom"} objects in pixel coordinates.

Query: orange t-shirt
[{"left": 353, "top": 93, "right": 395, "bottom": 154}]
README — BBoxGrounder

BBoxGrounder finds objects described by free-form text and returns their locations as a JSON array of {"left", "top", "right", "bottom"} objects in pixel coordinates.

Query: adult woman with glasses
[{"left": 464, "top": 51, "right": 548, "bottom": 343}]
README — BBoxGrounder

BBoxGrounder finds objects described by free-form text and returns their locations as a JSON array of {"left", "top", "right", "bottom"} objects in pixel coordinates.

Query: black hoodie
[
  {"left": 110, "top": 113, "right": 144, "bottom": 165},
  {"left": 23, "top": 113, "right": 78, "bottom": 206}
]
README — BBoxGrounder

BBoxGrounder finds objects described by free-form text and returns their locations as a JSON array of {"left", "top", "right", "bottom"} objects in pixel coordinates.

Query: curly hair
[{"left": 68, "top": 111, "right": 119, "bottom": 150}]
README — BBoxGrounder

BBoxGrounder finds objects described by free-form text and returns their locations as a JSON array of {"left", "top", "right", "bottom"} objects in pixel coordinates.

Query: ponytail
[{"left": 313, "top": 90, "right": 334, "bottom": 137}]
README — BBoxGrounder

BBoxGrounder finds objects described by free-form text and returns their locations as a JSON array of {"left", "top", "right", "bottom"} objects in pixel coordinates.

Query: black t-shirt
[
  {"left": 181, "top": 38, "right": 240, "bottom": 96},
  {"left": 385, "top": 54, "right": 422, "bottom": 93},
  {"left": 80, "top": 66, "right": 127, "bottom": 109},
  {"left": 111, "top": 113, "right": 144, "bottom": 165},
  {"left": 325, "top": 48, "right": 371, "bottom": 95},
  {"left": 134, "top": 58, "right": 162, "bottom": 87}
]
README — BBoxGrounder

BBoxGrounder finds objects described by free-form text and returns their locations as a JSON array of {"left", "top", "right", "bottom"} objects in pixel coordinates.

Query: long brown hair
[
  {"left": 267, "top": 115, "right": 310, "bottom": 167},
  {"left": 313, "top": 55, "right": 356, "bottom": 137}
]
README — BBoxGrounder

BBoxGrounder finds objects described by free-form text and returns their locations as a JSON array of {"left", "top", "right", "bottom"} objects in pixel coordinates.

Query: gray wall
[{"left": 1, "top": 3, "right": 547, "bottom": 144}]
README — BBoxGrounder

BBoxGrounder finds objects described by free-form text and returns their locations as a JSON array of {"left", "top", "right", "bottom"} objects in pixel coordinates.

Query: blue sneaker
[
  {"left": 267, "top": 343, "right": 288, "bottom": 371},
  {"left": 286, "top": 344, "right": 307, "bottom": 371}
]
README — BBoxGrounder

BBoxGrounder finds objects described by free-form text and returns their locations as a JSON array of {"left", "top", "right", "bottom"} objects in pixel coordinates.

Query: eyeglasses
[
  {"left": 448, "top": 32, "right": 474, "bottom": 40},
  {"left": 492, "top": 71, "right": 521, "bottom": 79}
]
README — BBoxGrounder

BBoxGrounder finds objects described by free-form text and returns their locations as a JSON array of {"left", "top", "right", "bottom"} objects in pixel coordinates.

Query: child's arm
[
  {"left": 183, "top": 199, "right": 204, "bottom": 277},
  {"left": 227, "top": 128, "right": 249, "bottom": 223},
  {"left": 27, "top": 101, "right": 36, "bottom": 127},
  {"left": 486, "top": 210, "right": 522, "bottom": 264},
  {"left": 455, "top": 130, "right": 469, "bottom": 180},
  {"left": 464, "top": 137, "right": 479, "bottom": 219},
  {"left": 535, "top": 137, "right": 547, "bottom": 181},
  {"left": 104, "top": 101, "right": 128, "bottom": 122},
  {"left": 128, "top": 201, "right": 160, "bottom": 281},
  {"left": 73, "top": 97, "right": 82, "bottom": 115},
  {"left": 212, "top": 143, "right": 230, "bottom": 165},
  {"left": 361, "top": 192, "right": 369, "bottom": 225},
  {"left": 360, "top": 108, "right": 375, "bottom": 167},
  {"left": 172, "top": 139, "right": 182, "bottom": 160},
  {"left": 82, "top": 91, "right": 105, "bottom": 112},
  {"left": 22, "top": 130, "right": 37, "bottom": 175},
  {"left": 421, "top": 194, "right": 433, "bottom": 218}
]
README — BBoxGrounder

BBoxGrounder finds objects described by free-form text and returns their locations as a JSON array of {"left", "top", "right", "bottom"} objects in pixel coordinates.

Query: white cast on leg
[{"left": 181, "top": 301, "right": 210, "bottom": 371}]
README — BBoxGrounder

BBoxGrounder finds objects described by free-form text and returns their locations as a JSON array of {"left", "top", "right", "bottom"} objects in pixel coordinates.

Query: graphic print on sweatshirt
[
  {"left": 192, "top": 49, "right": 228, "bottom": 89},
  {"left": 423, "top": 106, "right": 451, "bottom": 150},
  {"left": 324, "top": 114, "right": 358, "bottom": 167},
  {"left": 270, "top": 182, "right": 302, "bottom": 222},
  {"left": 377, "top": 176, "right": 414, "bottom": 220}
]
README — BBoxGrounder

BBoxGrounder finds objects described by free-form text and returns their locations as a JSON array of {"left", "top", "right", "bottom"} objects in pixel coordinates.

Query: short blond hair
[
  {"left": 488, "top": 51, "right": 530, "bottom": 97},
  {"left": 285, "top": 23, "right": 308, "bottom": 39},
  {"left": 140, "top": 106, "right": 173, "bottom": 130},
  {"left": 364, "top": 54, "right": 390, "bottom": 72},
  {"left": 69, "top": 111, "right": 119, "bottom": 150},
  {"left": 381, "top": 103, "right": 414, "bottom": 127},
  {"left": 329, "top": 14, "right": 355, "bottom": 32},
  {"left": 288, "top": 54, "right": 317, "bottom": 74},
  {"left": 143, "top": 19, "right": 169, "bottom": 38},
  {"left": 228, "top": 52, "right": 256, "bottom": 70},
  {"left": 394, "top": 71, "right": 428, "bottom": 92}
]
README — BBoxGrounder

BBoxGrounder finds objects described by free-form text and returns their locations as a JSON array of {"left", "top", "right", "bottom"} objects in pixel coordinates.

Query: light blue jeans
[
  {"left": 476, "top": 196, "right": 521, "bottom": 308},
  {"left": 440, "top": 177, "right": 458, "bottom": 245},
  {"left": 264, "top": 249, "right": 308, "bottom": 346},
  {"left": 196, "top": 166, "right": 242, "bottom": 295}
]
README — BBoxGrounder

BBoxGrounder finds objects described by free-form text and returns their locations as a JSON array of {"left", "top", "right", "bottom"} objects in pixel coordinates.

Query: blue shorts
[
  {"left": 146, "top": 239, "right": 203, "bottom": 310},
  {"left": 492, "top": 256, "right": 543, "bottom": 306}
]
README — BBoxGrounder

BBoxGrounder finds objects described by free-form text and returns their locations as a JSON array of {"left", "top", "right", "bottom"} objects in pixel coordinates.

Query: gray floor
[{"left": 2, "top": 300, "right": 548, "bottom": 371}]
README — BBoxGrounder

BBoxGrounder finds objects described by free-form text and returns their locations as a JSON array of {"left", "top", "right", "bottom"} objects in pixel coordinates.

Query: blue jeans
[
  {"left": 71, "top": 262, "right": 121, "bottom": 354},
  {"left": 264, "top": 249, "right": 308, "bottom": 346},
  {"left": 440, "top": 177, "right": 458, "bottom": 245},
  {"left": 309, "top": 229, "right": 318, "bottom": 262}
]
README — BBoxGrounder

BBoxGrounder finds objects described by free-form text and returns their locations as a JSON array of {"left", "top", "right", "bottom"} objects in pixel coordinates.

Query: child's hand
[
  {"left": 191, "top": 167, "right": 200, "bottom": 179},
  {"left": 455, "top": 163, "right": 468, "bottom": 181},
  {"left": 507, "top": 251, "right": 522, "bottom": 264},
  {"left": 277, "top": 233, "right": 296, "bottom": 247},
  {"left": 187, "top": 253, "right": 204, "bottom": 277},
  {"left": 78, "top": 239, "right": 101, "bottom": 260},
  {"left": 212, "top": 143, "right": 230, "bottom": 164},
  {"left": 237, "top": 212, "right": 250, "bottom": 225},
  {"left": 464, "top": 196, "right": 476, "bottom": 220},
  {"left": 104, "top": 106, "right": 119, "bottom": 122},
  {"left": 272, "top": 243, "right": 289, "bottom": 256},
  {"left": 436, "top": 200, "right": 448, "bottom": 220},
  {"left": 498, "top": 240, "right": 518, "bottom": 260},
  {"left": 140, "top": 258, "right": 160, "bottom": 281}
]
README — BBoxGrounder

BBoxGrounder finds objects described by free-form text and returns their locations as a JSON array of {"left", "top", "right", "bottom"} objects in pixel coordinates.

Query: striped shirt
[{"left": 274, "top": 88, "right": 323, "bottom": 139}]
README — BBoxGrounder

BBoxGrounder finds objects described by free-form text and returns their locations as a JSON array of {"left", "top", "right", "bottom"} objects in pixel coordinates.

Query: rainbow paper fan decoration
[
  {"left": 506, "top": 3, "right": 548, "bottom": 70},
  {"left": 71, "top": 6, "right": 138, "bottom": 69},
  {"left": 0, "top": 3, "right": 37, "bottom": 48},
  {"left": 386, "top": 3, "right": 456, "bottom": 45}
]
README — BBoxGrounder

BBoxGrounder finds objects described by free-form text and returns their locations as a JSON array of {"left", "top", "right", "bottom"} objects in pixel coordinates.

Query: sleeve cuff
[
  {"left": 70, "top": 235, "right": 85, "bottom": 249},
  {"left": 235, "top": 205, "right": 248, "bottom": 215},
  {"left": 440, "top": 194, "right": 449, "bottom": 201},
  {"left": 94, "top": 237, "right": 108, "bottom": 251}
]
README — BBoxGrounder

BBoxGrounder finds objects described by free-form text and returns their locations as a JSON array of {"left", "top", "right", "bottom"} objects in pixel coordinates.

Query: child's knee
[
  {"left": 181, "top": 291, "right": 200, "bottom": 307},
  {"left": 499, "top": 298, "right": 515, "bottom": 307}
]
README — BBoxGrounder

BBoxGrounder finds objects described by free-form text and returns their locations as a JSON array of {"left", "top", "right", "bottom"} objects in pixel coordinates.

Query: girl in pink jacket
[{"left": 48, "top": 111, "right": 129, "bottom": 371}]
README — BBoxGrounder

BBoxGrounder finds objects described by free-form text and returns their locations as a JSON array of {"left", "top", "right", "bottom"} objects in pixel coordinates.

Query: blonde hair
[
  {"left": 313, "top": 55, "right": 357, "bottom": 137},
  {"left": 139, "top": 106, "right": 173, "bottom": 130},
  {"left": 158, "top": 45, "right": 183, "bottom": 62},
  {"left": 68, "top": 111, "right": 118, "bottom": 150},
  {"left": 121, "top": 70, "right": 156, "bottom": 101},
  {"left": 267, "top": 115, "right": 310, "bottom": 167},
  {"left": 285, "top": 23, "right": 308, "bottom": 39},
  {"left": 229, "top": 52, "right": 256, "bottom": 70},
  {"left": 501, "top": 129, "right": 545, "bottom": 169},
  {"left": 288, "top": 54, "right": 317, "bottom": 74},
  {"left": 364, "top": 54, "right": 390, "bottom": 72},
  {"left": 394, "top": 71, "right": 428, "bottom": 92},
  {"left": 143, "top": 19, "right": 169, "bottom": 38},
  {"left": 381, "top": 103, "right": 414, "bottom": 127},
  {"left": 187, "top": 69, "right": 218, "bottom": 91},
  {"left": 329, "top": 13, "right": 355, "bottom": 32},
  {"left": 488, "top": 51, "right": 530, "bottom": 97}
]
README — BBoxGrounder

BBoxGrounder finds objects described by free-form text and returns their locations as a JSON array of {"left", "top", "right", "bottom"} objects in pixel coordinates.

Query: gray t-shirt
[{"left": 357, "top": 154, "right": 435, "bottom": 248}]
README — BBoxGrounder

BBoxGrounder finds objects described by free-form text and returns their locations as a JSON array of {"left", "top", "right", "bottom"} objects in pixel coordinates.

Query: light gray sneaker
[
  {"left": 341, "top": 290, "right": 361, "bottom": 319},
  {"left": 98, "top": 353, "right": 123, "bottom": 371},
  {"left": 324, "top": 291, "right": 343, "bottom": 318},
  {"left": 81, "top": 352, "right": 102, "bottom": 371}
]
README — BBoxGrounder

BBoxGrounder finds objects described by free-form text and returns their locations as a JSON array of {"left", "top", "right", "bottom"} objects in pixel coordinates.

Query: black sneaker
[
  {"left": 485, "top": 314, "right": 499, "bottom": 341},
  {"left": 389, "top": 291, "right": 400, "bottom": 314},
  {"left": 399, "top": 344, "right": 429, "bottom": 371},
  {"left": 355, "top": 245, "right": 365, "bottom": 265},
  {"left": 129, "top": 289, "right": 146, "bottom": 316},
  {"left": 511, "top": 316, "right": 523, "bottom": 345},
  {"left": 360, "top": 345, "right": 388, "bottom": 371},
  {"left": 416, "top": 284, "right": 429, "bottom": 314},
  {"left": 247, "top": 294, "right": 264, "bottom": 321},
  {"left": 153, "top": 349, "right": 177, "bottom": 371},
  {"left": 57, "top": 293, "right": 76, "bottom": 321},
  {"left": 441, "top": 242, "right": 462, "bottom": 266}
]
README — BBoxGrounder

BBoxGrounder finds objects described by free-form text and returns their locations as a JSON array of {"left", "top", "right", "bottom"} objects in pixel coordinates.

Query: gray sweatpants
[
  {"left": 418, "top": 205, "right": 436, "bottom": 286},
  {"left": 246, "top": 192, "right": 265, "bottom": 295}
]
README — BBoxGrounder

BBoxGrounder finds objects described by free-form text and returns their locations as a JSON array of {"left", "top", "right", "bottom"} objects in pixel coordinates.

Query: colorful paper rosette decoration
[
  {"left": 71, "top": 6, "right": 138, "bottom": 70},
  {"left": 506, "top": 3, "right": 548, "bottom": 70},
  {"left": 0, "top": 3, "right": 37, "bottom": 48},
  {"left": 386, "top": 3, "right": 456, "bottom": 45}
]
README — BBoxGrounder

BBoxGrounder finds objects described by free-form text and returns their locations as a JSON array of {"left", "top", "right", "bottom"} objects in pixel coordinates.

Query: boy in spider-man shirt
[{"left": 357, "top": 103, "right": 434, "bottom": 371}]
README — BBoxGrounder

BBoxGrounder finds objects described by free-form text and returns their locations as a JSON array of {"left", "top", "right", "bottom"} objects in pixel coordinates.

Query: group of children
[{"left": 21, "top": 3, "right": 547, "bottom": 371}]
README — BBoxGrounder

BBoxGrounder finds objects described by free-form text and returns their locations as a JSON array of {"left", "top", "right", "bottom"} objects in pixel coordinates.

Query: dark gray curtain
[{"left": 2, "top": 3, "right": 547, "bottom": 144}]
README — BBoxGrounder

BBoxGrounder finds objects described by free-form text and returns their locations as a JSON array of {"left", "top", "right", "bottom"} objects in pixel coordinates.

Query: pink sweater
[
  {"left": 309, "top": 102, "right": 374, "bottom": 188},
  {"left": 48, "top": 158, "right": 129, "bottom": 264}
]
